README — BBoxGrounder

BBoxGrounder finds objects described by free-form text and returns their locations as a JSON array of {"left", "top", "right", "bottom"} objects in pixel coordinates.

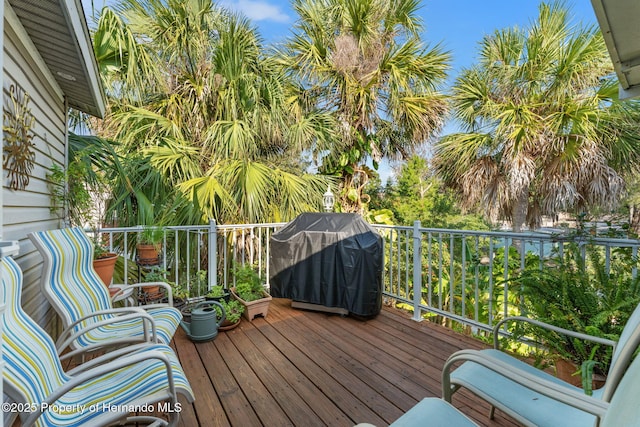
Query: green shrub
[{"left": 513, "top": 242, "right": 640, "bottom": 377}]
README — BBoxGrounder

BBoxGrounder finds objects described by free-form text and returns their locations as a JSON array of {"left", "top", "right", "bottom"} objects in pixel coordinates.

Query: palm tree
[
  {"left": 93, "top": 0, "right": 332, "bottom": 225},
  {"left": 434, "top": 2, "right": 640, "bottom": 232},
  {"left": 279, "top": 0, "right": 450, "bottom": 213}
]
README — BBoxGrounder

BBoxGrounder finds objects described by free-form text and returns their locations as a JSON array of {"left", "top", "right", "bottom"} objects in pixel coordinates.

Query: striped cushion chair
[
  {"left": 1, "top": 256, "right": 194, "bottom": 427},
  {"left": 29, "top": 227, "right": 182, "bottom": 359}
]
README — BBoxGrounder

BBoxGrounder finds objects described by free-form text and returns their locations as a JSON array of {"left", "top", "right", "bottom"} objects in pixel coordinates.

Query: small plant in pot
[
  {"left": 230, "top": 265, "right": 272, "bottom": 321},
  {"left": 92, "top": 240, "right": 118, "bottom": 289},
  {"left": 215, "top": 299, "right": 245, "bottom": 331},
  {"left": 137, "top": 226, "right": 163, "bottom": 265},
  {"left": 170, "top": 282, "right": 189, "bottom": 310},
  {"left": 140, "top": 266, "right": 167, "bottom": 303},
  {"left": 206, "top": 285, "right": 230, "bottom": 302}
]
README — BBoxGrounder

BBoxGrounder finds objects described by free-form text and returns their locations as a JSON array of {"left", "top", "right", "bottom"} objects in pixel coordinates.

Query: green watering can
[{"left": 180, "top": 301, "right": 226, "bottom": 342}]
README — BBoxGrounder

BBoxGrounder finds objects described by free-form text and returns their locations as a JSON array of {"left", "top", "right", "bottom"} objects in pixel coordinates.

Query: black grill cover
[{"left": 269, "top": 213, "right": 383, "bottom": 316}]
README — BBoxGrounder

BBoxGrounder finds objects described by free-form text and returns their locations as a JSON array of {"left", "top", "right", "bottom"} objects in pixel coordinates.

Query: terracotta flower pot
[
  {"left": 219, "top": 318, "right": 241, "bottom": 331},
  {"left": 555, "top": 358, "right": 592, "bottom": 388},
  {"left": 136, "top": 244, "right": 160, "bottom": 265},
  {"left": 93, "top": 253, "right": 118, "bottom": 287},
  {"left": 555, "top": 358, "right": 608, "bottom": 390}
]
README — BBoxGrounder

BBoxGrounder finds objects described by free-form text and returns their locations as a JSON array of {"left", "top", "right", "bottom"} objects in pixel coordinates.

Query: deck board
[{"left": 173, "top": 298, "right": 522, "bottom": 427}]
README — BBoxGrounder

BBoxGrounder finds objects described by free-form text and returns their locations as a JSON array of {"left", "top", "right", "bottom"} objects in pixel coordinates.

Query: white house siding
[{"left": 3, "top": 3, "right": 65, "bottom": 332}]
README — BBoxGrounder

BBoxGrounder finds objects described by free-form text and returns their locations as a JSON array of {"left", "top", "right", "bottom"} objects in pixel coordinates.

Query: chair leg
[{"left": 489, "top": 405, "right": 495, "bottom": 420}]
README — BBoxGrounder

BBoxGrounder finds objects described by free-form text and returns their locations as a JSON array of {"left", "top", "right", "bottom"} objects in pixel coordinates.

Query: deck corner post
[
  {"left": 208, "top": 218, "right": 217, "bottom": 289},
  {"left": 412, "top": 220, "right": 423, "bottom": 322}
]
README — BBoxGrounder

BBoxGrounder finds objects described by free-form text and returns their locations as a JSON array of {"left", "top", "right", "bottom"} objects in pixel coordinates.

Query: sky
[
  {"left": 218, "top": 0, "right": 598, "bottom": 73},
  {"left": 82, "top": 0, "right": 599, "bottom": 76},
  {"left": 81, "top": 0, "right": 601, "bottom": 181}
]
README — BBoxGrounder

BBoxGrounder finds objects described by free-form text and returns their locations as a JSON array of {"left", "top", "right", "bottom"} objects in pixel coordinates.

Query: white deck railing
[{"left": 92, "top": 221, "right": 640, "bottom": 333}]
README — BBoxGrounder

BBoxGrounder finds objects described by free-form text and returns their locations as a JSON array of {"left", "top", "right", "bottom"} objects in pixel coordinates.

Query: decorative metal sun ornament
[{"left": 3, "top": 84, "right": 36, "bottom": 190}]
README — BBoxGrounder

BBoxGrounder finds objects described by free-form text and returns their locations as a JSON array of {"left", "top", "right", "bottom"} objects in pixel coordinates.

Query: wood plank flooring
[{"left": 172, "top": 298, "right": 522, "bottom": 427}]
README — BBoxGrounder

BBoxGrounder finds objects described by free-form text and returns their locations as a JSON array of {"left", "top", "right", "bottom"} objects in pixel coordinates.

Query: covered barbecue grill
[{"left": 269, "top": 213, "right": 383, "bottom": 317}]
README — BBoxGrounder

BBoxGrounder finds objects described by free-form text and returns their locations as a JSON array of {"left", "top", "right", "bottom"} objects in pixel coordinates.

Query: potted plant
[
  {"left": 139, "top": 266, "right": 167, "bottom": 303},
  {"left": 170, "top": 282, "right": 189, "bottom": 309},
  {"left": 92, "top": 240, "right": 119, "bottom": 289},
  {"left": 136, "top": 226, "right": 163, "bottom": 265},
  {"left": 230, "top": 265, "right": 272, "bottom": 321},
  {"left": 215, "top": 299, "right": 245, "bottom": 331},
  {"left": 206, "top": 285, "right": 230, "bottom": 302}
]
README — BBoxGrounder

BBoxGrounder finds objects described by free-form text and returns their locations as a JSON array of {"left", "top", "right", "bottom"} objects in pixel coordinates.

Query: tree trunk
[
  {"left": 339, "top": 166, "right": 368, "bottom": 214},
  {"left": 630, "top": 204, "right": 640, "bottom": 236},
  {"left": 511, "top": 190, "right": 529, "bottom": 254},
  {"left": 512, "top": 190, "right": 529, "bottom": 233}
]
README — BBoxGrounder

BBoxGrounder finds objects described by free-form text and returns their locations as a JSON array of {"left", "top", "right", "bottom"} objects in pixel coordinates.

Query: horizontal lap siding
[{"left": 3, "top": 4, "right": 65, "bottom": 332}]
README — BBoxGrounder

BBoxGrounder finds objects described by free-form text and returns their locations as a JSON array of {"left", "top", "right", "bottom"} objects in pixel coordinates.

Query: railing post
[
  {"left": 209, "top": 219, "right": 217, "bottom": 289},
  {"left": 412, "top": 220, "right": 423, "bottom": 322}
]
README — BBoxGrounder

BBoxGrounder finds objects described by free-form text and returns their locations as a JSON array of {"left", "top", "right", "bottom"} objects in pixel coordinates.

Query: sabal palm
[
  {"left": 434, "top": 2, "right": 640, "bottom": 231},
  {"left": 280, "top": 0, "right": 450, "bottom": 212},
  {"left": 95, "top": 0, "right": 330, "bottom": 224}
]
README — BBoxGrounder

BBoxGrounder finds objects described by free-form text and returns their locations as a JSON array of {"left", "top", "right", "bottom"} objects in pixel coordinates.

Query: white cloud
[{"left": 224, "top": 0, "right": 290, "bottom": 23}]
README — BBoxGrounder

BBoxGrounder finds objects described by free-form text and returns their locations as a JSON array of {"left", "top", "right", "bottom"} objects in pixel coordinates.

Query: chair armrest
[
  {"left": 108, "top": 284, "right": 134, "bottom": 303},
  {"left": 67, "top": 307, "right": 150, "bottom": 325},
  {"left": 56, "top": 311, "right": 158, "bottom": 357},
  {"left": 23, "top": 349, "right": 176, "bottom": 427},
  {"left": 442, "top": 349, "right": 609, "bottom": 417},
  {"left": 492, "top": 316, "right": 617, "bottom": 351},
  {"left": 58, "top": 307, "right": 155, "bottom": 341}
]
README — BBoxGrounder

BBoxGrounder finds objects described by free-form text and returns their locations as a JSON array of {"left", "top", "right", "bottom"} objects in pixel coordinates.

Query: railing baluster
[
  {"left": 474, "top": 236, "right": 479, "bottom": 324},
  {"left": 388, "top": 229, "right": 394, "bottom": 295},
  {"left": 488, "top": 238, "right": 494, "bottom": 327},
  {"left": 503, "top": 236, "right": 510, "bottom": 327},
  {"left": 209, "top": 219, "right": 217, "bottom": 289},
  {"left": 438, "top": 232, "right": 443, "bottom": 312},
  {"left": 633, "top": 247, "right": 638, "bottom": 280},
  {"left": 412, "top": 221, "right": 422, "bottom": 321},
  {"left": 461, "top": 235, "right": 466, "bottom": 321},
  {"left": 449, "top": 233, "right": 455, "bottom": 314},
  {"left": 405, "top": 228, "right": 410, "bottom": 299},
  {"left": 427, "top": 232, "right": 433, "bottom": 308}
]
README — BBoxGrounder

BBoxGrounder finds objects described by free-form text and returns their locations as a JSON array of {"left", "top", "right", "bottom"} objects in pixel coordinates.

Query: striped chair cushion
[{"left": 1, "top": 257, "right": 194, "bottom": 427}]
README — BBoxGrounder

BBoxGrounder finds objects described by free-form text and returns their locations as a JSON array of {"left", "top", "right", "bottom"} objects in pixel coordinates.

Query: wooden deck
[{"left": 171, "top": 298, "right": 522, "bottom": 427}]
